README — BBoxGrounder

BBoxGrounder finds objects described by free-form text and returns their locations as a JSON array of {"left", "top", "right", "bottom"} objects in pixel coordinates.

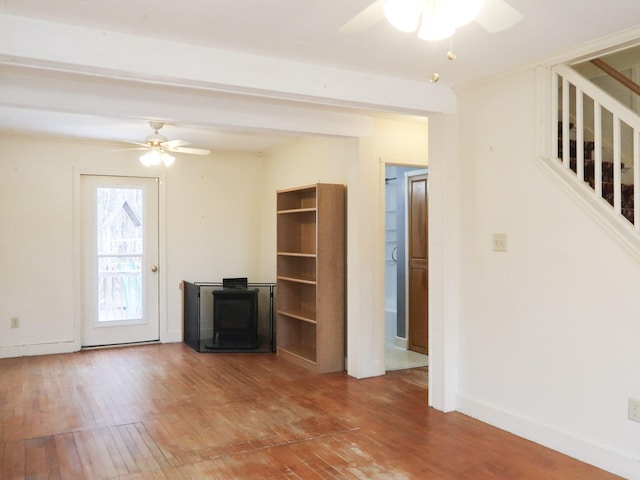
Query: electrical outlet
[
  {"left": 10, "top": 316, "right": 19, "bottom": 329},
  {"left": 628, "top": 398, "right": 640, "bottom": 422},
  {"left": 492, "top": 233, "right": 507, "bottom": 252}
]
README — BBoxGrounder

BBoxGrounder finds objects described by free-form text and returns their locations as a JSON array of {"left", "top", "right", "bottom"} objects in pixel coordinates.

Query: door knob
[{"left": 151, "top": 265, "right": 158, "bottom": 273}]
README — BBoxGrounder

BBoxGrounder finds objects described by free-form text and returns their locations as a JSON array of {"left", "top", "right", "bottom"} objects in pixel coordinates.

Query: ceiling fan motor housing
[
  {"left": 145, "top": 121, "right": 167, "bottom": 146},
  {"left": 145, "top": 132, "right": 168, "bottom": 145}
]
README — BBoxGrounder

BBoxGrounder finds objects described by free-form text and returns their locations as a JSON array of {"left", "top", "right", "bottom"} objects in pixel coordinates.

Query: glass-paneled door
[{"left": 81, "top": 175, "right": 160, "bottom": 346}]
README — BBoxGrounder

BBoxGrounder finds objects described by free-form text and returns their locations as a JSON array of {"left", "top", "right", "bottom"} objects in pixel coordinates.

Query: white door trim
[{"left": 73, "top": 167, "right": 167, "bottom": 348}]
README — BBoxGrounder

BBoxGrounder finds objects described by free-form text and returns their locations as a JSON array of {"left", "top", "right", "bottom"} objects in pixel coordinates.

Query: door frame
[
  {"left": 382, "top": 165, "right": 428, "bottom": 352},
  {"left": 73, "top": 167, "right": 167, "bottom": 349},
  {"left": 378, "top": 165, "right": 431, "bottom": 356}
]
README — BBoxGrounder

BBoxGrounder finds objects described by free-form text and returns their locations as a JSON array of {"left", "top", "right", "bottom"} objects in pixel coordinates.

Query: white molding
[
  {"left": 542, "top": 26, "right": 640, "bottom": 67},
  {"left": 162, "top": 334, "right": 183, "bottom": 344},
  {"left": 0, "top": 341, "right": 78, "bottom": 359},
  {"left": 457, "top": 394, "right": 640, "bottom": 480},
  {"left": 157, "top": 175, "right": 169, "bottom": 344},
  {"left": 537, "top": 156, "right": 640, "bottom": 264},
  {"left": 427, "top": 112, "right": 460, "bottom": 413}
]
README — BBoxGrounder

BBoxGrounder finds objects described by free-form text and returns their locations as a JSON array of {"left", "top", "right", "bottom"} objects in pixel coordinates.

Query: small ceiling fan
[
  {"left": 339, "top": 0, "right": 523, "bottom": 37},
  {"left": 124, "top": 121, "right": 211, "bottom": 167}
]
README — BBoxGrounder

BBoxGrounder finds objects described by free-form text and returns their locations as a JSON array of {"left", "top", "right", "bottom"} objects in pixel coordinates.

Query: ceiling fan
[
  {"left": 339, "top": 0, "right": 523, "bottom": 38},
  {"left": 125, "top": 121, "right": 211, "bottom": 167}
]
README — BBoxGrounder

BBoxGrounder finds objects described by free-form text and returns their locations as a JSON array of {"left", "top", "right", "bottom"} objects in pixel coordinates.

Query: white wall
[
  {"left": 257, "top": 135, "right": 353, "bottom": 283},
  {"left": 450, "top": 67, "right": 640, "bottom": 478},
  {"left": 0, "top": 135, "right": 263, "bottom": 355},
  {"left": 372, "top": 116, "right": 428, "bottom": 166},
  {"left": 1, "top": 136, "right": 78, "bottom": 351},
  {"left": 164, "top": 149, "right": 263, "bottom": 339}
]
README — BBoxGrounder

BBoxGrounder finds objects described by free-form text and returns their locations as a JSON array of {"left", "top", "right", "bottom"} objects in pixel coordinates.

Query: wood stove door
[{"left": 211, "top": 289, "right": 258, "bottom": 349}]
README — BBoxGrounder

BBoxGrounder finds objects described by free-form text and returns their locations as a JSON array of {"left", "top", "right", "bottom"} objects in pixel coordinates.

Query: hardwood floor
[{"left": 0, "top": 344, "right": 620, "bottom": 479}]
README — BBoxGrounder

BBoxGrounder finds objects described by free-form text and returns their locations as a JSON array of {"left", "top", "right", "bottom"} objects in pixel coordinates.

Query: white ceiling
[{"left": 1, "top": 0, "right": 640, "bottom": 152}]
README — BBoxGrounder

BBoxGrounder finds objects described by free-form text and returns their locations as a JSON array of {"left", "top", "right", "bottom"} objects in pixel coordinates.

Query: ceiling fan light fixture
[
  {"left": 162, "top": 152, "right": 175, "bottom": 167},
  {"left": 384, "top": 0, "right": 423, "bottom": 32},
  {"left": 442, "top": 0, "right": 485, "bottom": 27},
  {"left": 418, "top": 13, "right": 455, "bottom": 41},
  {"left": 139, "top": 150, "right": 153, "bottom": 167},
  {"left": 140, "top": 147, "right": 165, "bottom": 167},
  {"left": 384, "top": 0, "right": 485, "bottom": 40}
]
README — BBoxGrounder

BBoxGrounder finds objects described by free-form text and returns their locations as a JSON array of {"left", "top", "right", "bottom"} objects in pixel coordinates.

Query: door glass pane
[{"left": 96, "top": 187, "right": 144, "bottom": 322}]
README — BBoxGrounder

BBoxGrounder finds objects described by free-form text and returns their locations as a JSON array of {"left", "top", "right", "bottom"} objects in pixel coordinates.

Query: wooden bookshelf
[{"left": 276, "top": 183, "right": 345, "bottom": 373}]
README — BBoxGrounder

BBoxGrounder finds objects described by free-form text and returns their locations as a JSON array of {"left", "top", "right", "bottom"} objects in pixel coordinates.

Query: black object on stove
[{"left": 222, "top": 277, "right": 248, "bottom": 289}]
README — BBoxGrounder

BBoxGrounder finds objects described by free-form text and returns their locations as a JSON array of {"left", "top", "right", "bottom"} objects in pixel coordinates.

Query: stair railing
[
  {"left": 552, "top": 63, "right": 640, "bottom": 230},
  {"left": 590, "top": 58, "right": 640, "bottom": 98}
]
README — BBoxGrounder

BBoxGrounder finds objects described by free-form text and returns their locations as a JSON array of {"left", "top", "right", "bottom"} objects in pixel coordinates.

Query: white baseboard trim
[
  {"left": 163, "top": 332, "right": 183, "bottom": 343},
  {"left": 0, "top": 340, "right": 79, "bottom": 359},
  {"left": 393, "top": 336, "right": 407, "bottom": 349},
  {"left": 456, "top": 394, "right": 640, "bottom": 480},
  {"left": 0, "top": 336, "right": 184, "bottom": 359}
]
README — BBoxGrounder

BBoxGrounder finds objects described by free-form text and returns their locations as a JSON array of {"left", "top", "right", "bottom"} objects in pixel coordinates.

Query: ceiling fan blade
[
  {"left": 171, "top": 146, "right": 211, "bottom": 155},
  {"left": 339, "top": 0, "right": 386, "bottom": 33},
  {"left": 475, "top": 0, "right": 523, "bottom": 33},
  {"left": 114, "top": 139, "right": 148, "bottom": 147},
  {"left": 163, "top": 139, "right": 190, "bottom": 148}
]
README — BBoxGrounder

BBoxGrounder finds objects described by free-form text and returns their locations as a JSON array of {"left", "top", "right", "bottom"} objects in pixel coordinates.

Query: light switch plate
[{"left": 492, "top": 233, "right": 507, "bottom": 252}]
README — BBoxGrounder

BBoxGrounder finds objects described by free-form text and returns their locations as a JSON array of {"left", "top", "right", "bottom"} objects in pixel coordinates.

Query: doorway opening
[{"left": 384, "top": 165, "right": 429, "bottom": 371}]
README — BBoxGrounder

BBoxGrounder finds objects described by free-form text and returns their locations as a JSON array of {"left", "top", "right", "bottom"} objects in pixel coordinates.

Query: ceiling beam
[{"left": 0, "top": 14, "right": 456, "bottom": 118}]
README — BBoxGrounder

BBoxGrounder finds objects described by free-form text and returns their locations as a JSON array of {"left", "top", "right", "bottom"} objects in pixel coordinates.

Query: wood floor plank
[
  {"left": 110, "top": 424, "right": 142, "bottom": 474},
  {"left": 23, "top": 436, "right": 61, "bottom": 480},
  {"left": 133, "top": 422, "right": 171, "bottom": 469},
  {"left": 73, "top": 428, "right": 120, "bottom": 480},
  {"left": 1, "top": 439, "right": 26, "bottom": 480},
  {"left": 54, "top": 432, "right": 86, "bottom": 480},
  {"left": 0, "top": 344, "right": 622, "bottom": 479},
  {"left": 120, "top": 422, "right": 161, "bottom": 473},
  {"left": 98, "top": 425, "right": 131, "bottom": 477}
]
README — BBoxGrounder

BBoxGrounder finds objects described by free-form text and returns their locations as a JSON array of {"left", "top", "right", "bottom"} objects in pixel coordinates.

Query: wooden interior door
[{"left": 408, "top": 174, "right": 428, "bottom": 354}]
